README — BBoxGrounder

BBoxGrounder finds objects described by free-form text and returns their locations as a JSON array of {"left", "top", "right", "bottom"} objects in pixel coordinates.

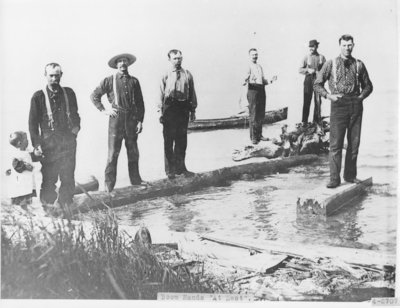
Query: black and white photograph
[{"left": 0, "top": 0, "right": 398, "bottom": 306}]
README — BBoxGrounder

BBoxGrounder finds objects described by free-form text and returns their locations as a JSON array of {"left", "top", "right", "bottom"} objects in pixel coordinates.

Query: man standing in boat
[
  {"left": 29, "top": 63, "right": 81, "bottom": 212},
  {"left": 244, "top": 48, "right": 277, "bottom": 144},
  {"left": 158, "top": 49, "right": 197, "bottom": 180},
  {"left": 314, "top": 34, "right": 373, "bottom": 188},
  {"left": 91, "top": 53, "right": 145, "bottom": 193},
  {"left": 299, "top": 39, "right": 326, "bottom": 125}
]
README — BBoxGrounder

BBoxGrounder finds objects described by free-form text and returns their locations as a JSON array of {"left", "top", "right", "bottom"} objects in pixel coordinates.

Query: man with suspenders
[
  {"left": 91, "top": 53, "right": 145, "bottom": 193},
  {"left": 299, "top": 39, "right": 326, "bottom": 125},
  {"left": 314, "top": 34, "right": 373, "bottom": 188},
  {"left": 29, "top": 63, "right": 81, "bottom": 210}
]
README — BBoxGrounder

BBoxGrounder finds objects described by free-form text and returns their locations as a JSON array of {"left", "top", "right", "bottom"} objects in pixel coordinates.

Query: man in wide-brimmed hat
[
  {"left": 299, "top": 39, "right": 326, "bottom": 125},
  {"left": 90, "top": 53, "right": 145, "bottom": 192}
]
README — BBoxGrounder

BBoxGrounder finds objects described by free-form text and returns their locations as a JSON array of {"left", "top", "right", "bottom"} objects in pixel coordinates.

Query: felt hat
[
  {"left": 108, "top": 53, "right": 136, "bottom": 69},
  {"left": 309, "top": 40, "right": 319, "bottom": 47}
]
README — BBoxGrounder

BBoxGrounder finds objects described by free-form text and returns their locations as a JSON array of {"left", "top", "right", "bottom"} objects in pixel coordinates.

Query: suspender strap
[
  {"left": 42, "top": 87, "right": 55, "bottom": 130},
  {"left": 61, "top": 87, "right": 70, "bottom": 119},
  {"left": 355, "top": 59, "right": 360, "bottom": 89},
  {"left": 332, "top": 58, "right": 360, "bottom": 92},
  {"left": 331, "top": 58, "right": 337, "bottom": 91},
  {"left": 113, "top": 73, "right": 118, "bottom": 107},
  {"left": 42, "top": 87, "right": 71, "bottom": 130}
]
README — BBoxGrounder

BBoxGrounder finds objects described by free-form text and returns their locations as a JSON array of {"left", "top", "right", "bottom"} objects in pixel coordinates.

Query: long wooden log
[
  {"left": 200, "top": 235, "right": 396, "bottom": 270},
  {"left": 188, "top": 107, "right": 288, "bottom": 131},
  {"left": 70, "top": 154, "right": 319, "bottom": 214},
  {"left": 297, "top": 177, "right": 373, "bottom": 217}
]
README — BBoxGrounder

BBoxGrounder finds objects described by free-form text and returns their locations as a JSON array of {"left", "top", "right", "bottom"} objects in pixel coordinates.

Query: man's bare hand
[
  {"left": 307, "top": 68, "right": 316, "bottom": 74},
  {"left": 34, "top": 146, "right": 43, "bottom": 157},
  {"left": 190, "top": 112, "right": 196, "bottom": 122},
  {"left": 103, "top": 108, "right": 118, "bottom": 118},
  {"left": 136, "top": 121, "right": 143, "bottom": 134},
  {"left": 327, "top": 94, "right": 343, "bottom": 102}
]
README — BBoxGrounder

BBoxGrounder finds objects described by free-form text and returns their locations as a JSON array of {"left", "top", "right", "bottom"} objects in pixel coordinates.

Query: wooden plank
[
  {"left": 297, "top": 177, "right": 373, "bottom": 217},
  {"left": 70, "top": 154, "right": 318, "bottom": 214},
  {"left": 201, "top": 234, "right": 396, "bottom": 269},
  {"left": 188, "top": 107, "right": 288, "bottom": 131}
]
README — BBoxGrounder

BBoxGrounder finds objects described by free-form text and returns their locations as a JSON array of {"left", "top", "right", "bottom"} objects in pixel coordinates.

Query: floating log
[
  {"left": 297, "top": 177, "right": 373, "bottom": 217},
  {"left": 188, "top": 107, "right": 288, "bottom": 131},
  {"left": 70, "top": 154, "right": 319, "bottom": 214},
  {"left": 200, "top": 234, "right": 395, "bottom": 270},
  {"left": 74, "top": 176, "right": 99, "bottom": 195}
]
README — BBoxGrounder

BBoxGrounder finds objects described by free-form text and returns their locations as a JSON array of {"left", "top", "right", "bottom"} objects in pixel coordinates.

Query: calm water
[{"left": 81, "top": 91, "right": 397, "bottom": 255}]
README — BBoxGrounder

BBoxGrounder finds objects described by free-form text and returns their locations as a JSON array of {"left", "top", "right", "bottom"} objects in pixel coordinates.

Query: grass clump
[{"left": 1, "top": 212, "right": 211, "bottom": 299}]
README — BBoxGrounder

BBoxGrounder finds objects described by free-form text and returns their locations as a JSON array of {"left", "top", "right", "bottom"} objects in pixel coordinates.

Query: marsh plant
[{"left": 1, "top": 211, "right": 211, "bottom": 299}]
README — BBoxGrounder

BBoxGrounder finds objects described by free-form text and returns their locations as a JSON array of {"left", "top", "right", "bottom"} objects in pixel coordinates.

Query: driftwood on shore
[
  {"left": 200, "top": 234, "right": 396, "bottom": 270},
  {"left": 70, "top": 155, "right": 319, "bottom": 214},
  {"left": 232, "top": 121, "right": 330, "bottom": 161},
  {"left": 188, "top": 107, "right": 288, "bottom": 131}
]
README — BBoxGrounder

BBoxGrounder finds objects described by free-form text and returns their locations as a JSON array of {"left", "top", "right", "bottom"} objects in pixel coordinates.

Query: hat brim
[{"left": 108, "top": 53, "right": 136, "bottom": 69}]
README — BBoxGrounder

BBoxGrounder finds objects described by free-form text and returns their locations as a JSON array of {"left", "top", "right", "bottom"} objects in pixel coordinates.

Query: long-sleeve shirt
[
  {"left": 29, "top": 86, "right": 80, "bottom": 148},
  {"left": 158, "top": 67, "right": 197, "bottom": 113},
  {"left": 314, "top": 55, "right": 373, "bottom": 100},
  {"left": 91, "top": 72, "right": 145, "bottom": 122},
  {"left": 245, "top": 63, "right": 269, "bottom": 85},
  {"left": 299, "top": 53, "right": 326, "bottom": 76}
]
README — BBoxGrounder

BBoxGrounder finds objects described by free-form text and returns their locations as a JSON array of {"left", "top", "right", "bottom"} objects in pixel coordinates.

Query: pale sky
[{"left": 0, "top": 0, "right": 398, "bottom": 170}]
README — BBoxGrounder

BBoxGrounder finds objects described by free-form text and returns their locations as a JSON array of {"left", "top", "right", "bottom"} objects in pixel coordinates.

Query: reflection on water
[
  {"left": 81, "top": 100, "right": 397, "bottom": 255},
  {"left": 104, "top": 159, "right": 396, "bottom": 255}
]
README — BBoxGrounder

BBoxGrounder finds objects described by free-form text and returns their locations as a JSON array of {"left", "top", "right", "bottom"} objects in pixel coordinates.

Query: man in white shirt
[
  {"left": 158, "top": 49, "right": 197, "bottom": 179},
  {"left": 244, "top": 48, "right": 277, "bottom": 144}
]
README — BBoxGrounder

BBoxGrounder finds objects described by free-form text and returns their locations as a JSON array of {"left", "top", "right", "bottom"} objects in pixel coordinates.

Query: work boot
[
  {"left": 344, "top": 178, "right": 362, "bottom": 184},
  {"left": 260, "top": 136, "right": 270, "bottom": 141},
  {"left": 326, "top": 181, "right": 340, "bottom": 189},
  {"left": 182, "top": 170, "right": 195, "bottom": 177}
]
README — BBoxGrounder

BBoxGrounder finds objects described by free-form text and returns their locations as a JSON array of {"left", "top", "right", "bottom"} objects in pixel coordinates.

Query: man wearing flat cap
[
  {"left": 299, "top": 40, "right": 326, "bottom": 125},
  {"left": 91, "top": 53, "right": 145, "bottom": 192}
]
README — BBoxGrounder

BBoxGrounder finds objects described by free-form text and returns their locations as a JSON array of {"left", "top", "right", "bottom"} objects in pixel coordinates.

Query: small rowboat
[{"left": 188, "top": 107, "right": 288, "bottom": 131}]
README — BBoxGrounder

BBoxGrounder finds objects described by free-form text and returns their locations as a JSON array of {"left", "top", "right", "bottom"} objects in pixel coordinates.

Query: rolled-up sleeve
[
  {"left": 158, "top": 74, "right": 167, "bottom": 113},
  {"left": 90, "top": 78, "right": 109, "bottom": 111},
  {"left": 359, "top": 61, "right": 373, "bottom": 100},
  {"left": 313, "top": 60, "right": 332, "bottom": 98},
  {"left": 187, "top": 71, "right": 197, "bottom": 112},
  {"left": 29, "top": 92, "right": 41, "bottom": 148}
]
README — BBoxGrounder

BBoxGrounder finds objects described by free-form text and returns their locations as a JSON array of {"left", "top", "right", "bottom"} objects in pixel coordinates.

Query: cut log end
[{"left": 297, "top": 177, "right": 373, "bottom": 217}]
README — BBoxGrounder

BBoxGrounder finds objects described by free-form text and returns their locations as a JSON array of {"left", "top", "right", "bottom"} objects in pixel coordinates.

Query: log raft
[
  {"left": 188, "top": 107, "right": 288, "bottom": 131},
  {"left": 297, "top": 177, "right": 373, "bottom": 217},
  {"left": 71, "top": 154, "right": 319, "bottom": 214}
]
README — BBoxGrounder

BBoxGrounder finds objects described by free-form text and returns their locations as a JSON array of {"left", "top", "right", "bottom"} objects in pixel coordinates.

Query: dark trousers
[
  {"left": 162, "top": 101, "right": 190, "bottom": 175},
  {"left": 40, "top": 141, "right": 76, "bottom": 205},
  {"left": 303, "top": 75, "right": 322, "bottom": 123},
  {"left": 105, "top": 115, "right": 140, "bottom": 191},
  {"left": 329, "top": 98, "right": 363, "bottom": 183},
  {"left": 247, "top": 84, "right": 266, "bottom": 142}
]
